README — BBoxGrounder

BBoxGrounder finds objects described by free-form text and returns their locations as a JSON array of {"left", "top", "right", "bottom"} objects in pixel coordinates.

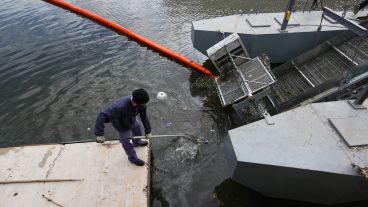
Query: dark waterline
[{"left": 0, "top": 0, "right": 363, "bottom": 206}]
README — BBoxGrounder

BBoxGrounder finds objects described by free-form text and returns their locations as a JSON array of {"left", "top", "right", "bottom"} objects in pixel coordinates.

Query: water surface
[{"left": 0, "top": 0, "right": 362, "bottom": 206}]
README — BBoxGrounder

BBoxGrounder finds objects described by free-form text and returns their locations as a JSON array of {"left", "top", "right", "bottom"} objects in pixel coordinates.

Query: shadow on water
[{"left": 216, "top": 179, "right": 368, "bottom": 207}]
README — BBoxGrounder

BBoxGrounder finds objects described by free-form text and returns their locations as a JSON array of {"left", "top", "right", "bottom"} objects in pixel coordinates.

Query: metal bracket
[
  {"left": 348, "top": 100, "right": 367, "bottom": 109},
  {"left": 322, "top": 7, "right": 368, "bottom": 37},
  {"left": 262, "top": 110, "right": 275, "bottom": 125},
  {"left": 277, "top": 28, "right": 289, "bottom": 33},
  {"left": 349, "top": 84, "right": 368, "bottom": 109}
]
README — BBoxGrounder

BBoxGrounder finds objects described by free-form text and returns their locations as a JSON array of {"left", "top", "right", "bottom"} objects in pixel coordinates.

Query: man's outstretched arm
[
  {"left": 139, "top": 107, "right": 151, "bottom": 136},
  {"left": 94, "top": 112, "right": 110, "bottom": 142}
]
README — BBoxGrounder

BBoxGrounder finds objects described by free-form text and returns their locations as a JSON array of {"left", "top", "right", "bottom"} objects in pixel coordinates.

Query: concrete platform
[{"left": 0, "top": 141, "right": 150, "bottom": 207}]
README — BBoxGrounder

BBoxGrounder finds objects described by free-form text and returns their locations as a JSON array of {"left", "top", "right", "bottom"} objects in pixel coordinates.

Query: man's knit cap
[{"left": 132, "top": 89, "right": 149, "bottom": 104}]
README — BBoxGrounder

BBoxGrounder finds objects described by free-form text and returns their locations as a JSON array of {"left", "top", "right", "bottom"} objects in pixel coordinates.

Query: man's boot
[
  {"left": 131, "top": 159, "right": 145, "bottom": 166},
  {"left": 133, "top": 139, "right": 148, "bottom": 147}
]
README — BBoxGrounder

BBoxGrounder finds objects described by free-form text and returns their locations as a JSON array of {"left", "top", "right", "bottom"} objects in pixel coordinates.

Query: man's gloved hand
[
  {"left": 145, "top": 133, "right": 151, "bottom": 140},
  {"left": 96, "top": 136, "right": 106, "bottom": 143}
]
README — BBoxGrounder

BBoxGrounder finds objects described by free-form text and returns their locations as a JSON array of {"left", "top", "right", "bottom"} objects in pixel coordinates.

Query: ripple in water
[{"left": 154, "top": 136, "right": 199, "bottom": 175}]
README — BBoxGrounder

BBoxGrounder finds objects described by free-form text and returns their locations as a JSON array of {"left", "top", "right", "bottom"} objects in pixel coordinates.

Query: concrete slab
[
  {"left": 329, "top": 116, "right": 368, "bottom": 147},
  {"left": 246, "top": 15, "right": 271, "bottom": 27},
  {"left": 0, "top": 141, "right": 150, "bottom": 207}
]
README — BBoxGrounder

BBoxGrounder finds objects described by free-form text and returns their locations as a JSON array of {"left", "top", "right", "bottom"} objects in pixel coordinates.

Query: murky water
[{"left": 0, "top": 0, "right": 364, "bottom": 206}]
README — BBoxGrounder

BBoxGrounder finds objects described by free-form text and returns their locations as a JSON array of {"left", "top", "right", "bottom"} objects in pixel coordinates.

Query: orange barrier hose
[{"left": 43, "top": 0, "right": 215, "bottom": 78}]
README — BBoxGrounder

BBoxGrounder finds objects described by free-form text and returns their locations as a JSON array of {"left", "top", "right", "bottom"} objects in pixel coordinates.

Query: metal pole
[
  {"left": 256, "top": 0, "right": 261, "bottom": 15},
  {"left": 127, "top": 134, "right": 191, "bottom": 140},
  {"left": 281, "top": 0, "right": 296, "bottom": 31},
  {"left": 59, "top": 134, "right": 192, "bottom": 145},
  {"left": 302, "top": 0, "right": 309, "bottom": 13}
]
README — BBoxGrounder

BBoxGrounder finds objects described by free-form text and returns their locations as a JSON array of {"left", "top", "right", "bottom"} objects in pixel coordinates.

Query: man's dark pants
[{"left": 119, "top": 121, "right": 143, "bottom": 162}]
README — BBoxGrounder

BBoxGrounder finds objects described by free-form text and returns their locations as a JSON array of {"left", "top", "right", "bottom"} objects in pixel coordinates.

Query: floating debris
[
  {"left": 165, "top": 121, "right": 173, "bottom": 127},
  {"left": 352, "top": 163, "right": 368, "bottom": 179},
  {"left": 157, "top": 91, "right": 168, "bottom": 101}
]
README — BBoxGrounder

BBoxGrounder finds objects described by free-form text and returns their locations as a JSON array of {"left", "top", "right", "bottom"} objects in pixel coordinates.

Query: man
[
  {"left": 354, "top": 0, "right": 368, "bottom": 14},
  {"left": 94, "top": 89, "right": 152, "bottom": 166}
]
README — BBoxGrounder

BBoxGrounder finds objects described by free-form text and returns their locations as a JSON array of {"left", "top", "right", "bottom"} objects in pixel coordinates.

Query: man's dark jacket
[{"left": 94, "top": 96, "right": 151, "bottom": 136}]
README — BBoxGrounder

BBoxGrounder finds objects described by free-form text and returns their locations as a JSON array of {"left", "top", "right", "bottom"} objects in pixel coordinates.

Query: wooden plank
[{"left": 0, "top": 141, "right": 149, "bottom": 207}]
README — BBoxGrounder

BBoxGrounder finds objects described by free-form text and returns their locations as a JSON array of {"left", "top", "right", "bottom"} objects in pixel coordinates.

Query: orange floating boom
[{"left": 43, "top": 0, "right": 215, "bottom": 78}]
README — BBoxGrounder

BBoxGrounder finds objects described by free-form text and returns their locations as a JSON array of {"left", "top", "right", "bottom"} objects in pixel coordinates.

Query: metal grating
[
  {"left": 238, "top": 57, "right": 276, "bottom": 92},
  {"left": 271, "top": 70, "right": 313, "bottom": 103},
  {"left": 216, "top": 70, "right": 248, "bottom": 106},
  {"left": 298, "top": 50, "right": 354, "bottom": 85},
  {"left": 207, "top": 33, "right": 249, "bottom": 74},
  {"left": 337, "top": 36, "right": 368, "bottom": 65},
  {"left": 270, "top": 29, "right": 368, "bottom": 106},
  {"left": 215, "top": 57, "right": 275, "bottom": 106}
]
